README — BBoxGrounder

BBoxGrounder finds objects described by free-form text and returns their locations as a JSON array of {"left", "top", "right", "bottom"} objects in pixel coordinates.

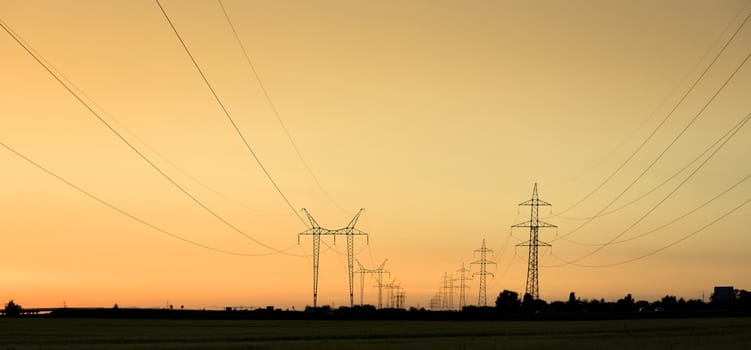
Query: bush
[{"left": 4, "top": 300, "right": 22, "bottom": 317}]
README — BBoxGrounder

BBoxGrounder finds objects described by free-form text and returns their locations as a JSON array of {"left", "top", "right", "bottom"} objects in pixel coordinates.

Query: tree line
[{"left": 492, "top": 289, "right": 751, "bottom": 313}]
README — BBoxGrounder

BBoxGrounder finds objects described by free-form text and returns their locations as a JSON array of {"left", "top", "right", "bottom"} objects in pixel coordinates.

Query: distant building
[{"left": 712, "top": 286, "right": 735, "bottom": 303}]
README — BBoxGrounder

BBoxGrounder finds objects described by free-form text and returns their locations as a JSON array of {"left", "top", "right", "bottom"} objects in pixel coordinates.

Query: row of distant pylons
[
  {"left": 430, "top": 183, "right": 555, "bottom": 310},
  {"left": 297, "top": 208, "right": 405, "bottom": 309},
  {"left": 298, "top": 183, "right": 552, "bottom": 309},
  {"left": 430, "top": 239, "right": 495, "bottom": 310}
]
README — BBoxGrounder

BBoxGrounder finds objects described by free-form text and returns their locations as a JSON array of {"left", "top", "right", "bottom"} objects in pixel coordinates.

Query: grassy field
[{"left": 1, "top": 317, "right": 750, "bottom": 349}]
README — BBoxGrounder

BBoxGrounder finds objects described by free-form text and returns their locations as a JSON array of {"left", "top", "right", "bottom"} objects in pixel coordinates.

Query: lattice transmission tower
[
  {"left": 389, "top": 281, "right": 405, "bottom": 309},
  {"left": 512, "top": 183, "right": 556, "bottom": 299},
  {"left": 383, "top": 278, "right": 400, "bottom": 308},
  {"left": 355, "top": 259, "right": 389, "bottom": 307},
  {"left": 298, "top": 208, "right": 368, "bottom": 308},
  {"left": 440, "top": 272, "right": 455, "bottom": 310},
  {"left": 455, "top": 262, "right": 472, "bottom": 309},
  {"left": 471, "top": 239, "right": 496, "bottom": 306}
]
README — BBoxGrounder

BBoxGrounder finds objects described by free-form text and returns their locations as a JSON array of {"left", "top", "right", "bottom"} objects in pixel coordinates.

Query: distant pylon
[
  {"left": 471, "top": 239, "right": 496, "bottom": 306},
  {"left": 395, "top": 286, "right": 406, "bottom": 308},
  {"left": 512, "top": 183, "right": 556, "bottom": 299},
  {"left": 430, "top": 293, "right": 441, "bottom": 310},
  {"left": 298, "top": 208, "right": 368, "bottom": 308},
  {"left": 455, "top": 262, "right": 472, "bottom": 309},
  {"left": 390, "top": 281, "right": 405, "bottom": 308},
  {"left": 383, "top": 277, "right": 398, "bottom": 308},
  {"left": 355, "top": 259, "right": 389, "bottom": 307},
  {"left": 441, "top": 272, "right": 453, "bottom": 310}
]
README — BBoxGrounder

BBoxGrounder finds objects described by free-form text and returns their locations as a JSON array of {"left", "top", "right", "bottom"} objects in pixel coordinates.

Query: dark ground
[{"left": 1, "top": 316, "right": 750, "bottom": 349}]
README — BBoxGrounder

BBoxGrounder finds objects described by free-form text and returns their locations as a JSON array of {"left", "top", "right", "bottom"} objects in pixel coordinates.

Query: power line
[
  {"left": 1, "top": 19, "right": 284, "bottom": 217},
  {"left": 563, "top": 171, "right": 751, "bottom": 247},
  {"left": 548, "top": 196, "right": 751, "bottom": 268},
  {"left": 551, "top": 11, "right": 751, "bottom": 217},
  {"left": 557, "top": 108, "right": 751, "bottom": 221},
  {"left": 550, "top": 0, "right": 751, "bottom": 190},
  {"left": 0, "top": 141, "right": 301, "bottom": 257},
  {"left": 154, "top": 0, "right": 307, "bottom": 227},
  {"left": 550, "top": 111, "right": 751, "bottom": 265},
  {"left": 0, "top": 17, "right": 302, "bottom": 257},
  {"left": 217, "top": 0, "right": 349, "bottom": 215},
  {"left": 554, "top": 48, "right": 751, "bottom": 242}
]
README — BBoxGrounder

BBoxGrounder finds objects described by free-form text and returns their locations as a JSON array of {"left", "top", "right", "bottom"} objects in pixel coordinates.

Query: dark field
[{"left": 1, "top": 317, "right": 750, "bottom": 349}]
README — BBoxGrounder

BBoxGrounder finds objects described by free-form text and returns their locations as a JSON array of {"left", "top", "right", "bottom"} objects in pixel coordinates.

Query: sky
[{"left": 1, "top": 0, "right": 750, "bottom": 310}]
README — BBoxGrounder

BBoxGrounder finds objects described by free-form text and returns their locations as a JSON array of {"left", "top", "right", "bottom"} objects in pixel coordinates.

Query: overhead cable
[
  {"left": 217, "top": 0, "right": 349, "bottom": 215},
  {"left": 554, "top": 48, "right": 751, "bottom": 242},
  {"left": 155, "top": 0, "right": 308, "bottom": 227},
  {"left": 0, "top": 17, "right": 303, "bottom": 257},
  {"left": 0, "top": 141, "right": 302, "bottom": 257},
  {"left": 547, "top": 197, "right": 751, "bottom": 268},
  {"left": 551, "top": 11, "right": 751, "bottom": 217},
  {"left": 552, "top": 111, "right": 751, "bottom": 265}
]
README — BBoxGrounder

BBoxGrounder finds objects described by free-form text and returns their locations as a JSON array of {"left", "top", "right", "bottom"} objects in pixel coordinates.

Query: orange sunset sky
[{"left": 1, "top": 0, "right": 750, "bottom": 310}]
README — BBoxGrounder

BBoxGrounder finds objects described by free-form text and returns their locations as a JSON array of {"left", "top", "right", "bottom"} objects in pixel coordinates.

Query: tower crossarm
[
  {"left": 345, "top": 208, "right": 366, "bottom": 229},
  {"left": 472, "top": 271, "right": 495, "bottom": 277},
  {"left": 302, "top": 208, "right": 321, "bottom": 229},
  {"left": 516, "top": 240, "right": 551, "bottom": 247},
  {"left": 377, "top": 258, "right": 388, "bottom": 270},
  {"left": 511, "top": 220, "right": 557, "bottom": 228},
  {"left": 518, "top": 199, "right": 552, "bottom": 206}
]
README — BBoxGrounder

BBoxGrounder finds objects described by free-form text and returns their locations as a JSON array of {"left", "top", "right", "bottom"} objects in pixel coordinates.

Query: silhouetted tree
[
  {"left": 566, "top": 292, "right": 583, "bottom": 312},
  {"left": 684, "top": 299, "right": 705, "bottom": 310},
  {"left": 521, "top": 293, "right": 535, "bottom": 311},
  {"left": 520, "top": 293, "right": 547, "bottom": 312},
  {"left": 616, "top": 293, "right": 635, "bottom": 311},
  {"left": 635, "top": 300, "right": 650, "bottom": 312},
  {"left": 738, "top": 290, "right": 751, "bottom": 308},
  {"left": 661, "top": 295, "right": 678, "bottom": 310},
  {"left": 495, "top": 290, "right": 520, "bottom": 312},
  {"left": 4, "top": 300, "right": 22, "bottom": 317},
  {"left": 550, "top": 301, "right": 566, "bottom": 312}
]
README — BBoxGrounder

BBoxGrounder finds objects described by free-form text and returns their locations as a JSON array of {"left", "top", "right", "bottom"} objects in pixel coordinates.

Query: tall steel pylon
[
  {"left": 383, "top": 277, "right": 399, "bottom": 308},
  {"left": 298, "top": 208, "right": 368, "bottom": 308},
  {"left": 455, "top": 262, "right": 472, "bottom": 309},
  {"left": 441, "top": 272, "right": 453, "bottom": 310},
  {"left": 388, "top": 281, "right": 405, "bottom": 308},
  {"left": 373, "top": 265, "right": 390, "bottom": 309},
  {"left": 512, "top": 183, "right": 556, "bottom": 299},
  {"left": 430, "top": 293, "right": 442, "bottom": 310},
  {"left": 355, "top": 259, "right": 389, "bottom": 307},
  {"left": 471, "top": 239, "right": 496, "bottom": 306},
  {"left": 395, "top": 286, "right": 406, "bottom": 308}
]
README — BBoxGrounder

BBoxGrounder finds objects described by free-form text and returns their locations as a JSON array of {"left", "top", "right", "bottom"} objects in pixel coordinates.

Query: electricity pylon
[
  {"left": 512, "top": 183, "right": 556, "bottom": 299},
  {"left": 390, "top": 281, "right": 404, "bottom": 308},
  {"left": 383, "top": 277, "right": 398, "bottom": 308},
  {"left": 395, "top": 286, "right": 406, "bottom": 308},
  {"left": 430, "top": 293, "right": 442, "bottom": 310},
  {"left": 455, "top": 263, "right": 472, "bottom": 309},
  {"left": 441, "top": 273, "right": 451, "bottom": 310},
  {"left": 355, "top": 259, "right": 389, "bottom": 306},
  {"left": 471, "top": 239, "right": 496, "bottom": 306},
  {"left": 298, "top": 208, "right": 368, "bottom": 308},
  {"left": 373, "top": 264, "right": 390, "bottom": 309}
]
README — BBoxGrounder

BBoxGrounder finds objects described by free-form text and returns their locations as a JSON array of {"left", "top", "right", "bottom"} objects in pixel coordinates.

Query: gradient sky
[{"left": 1, "top": 0, "right": 750, "bottom": 310}]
